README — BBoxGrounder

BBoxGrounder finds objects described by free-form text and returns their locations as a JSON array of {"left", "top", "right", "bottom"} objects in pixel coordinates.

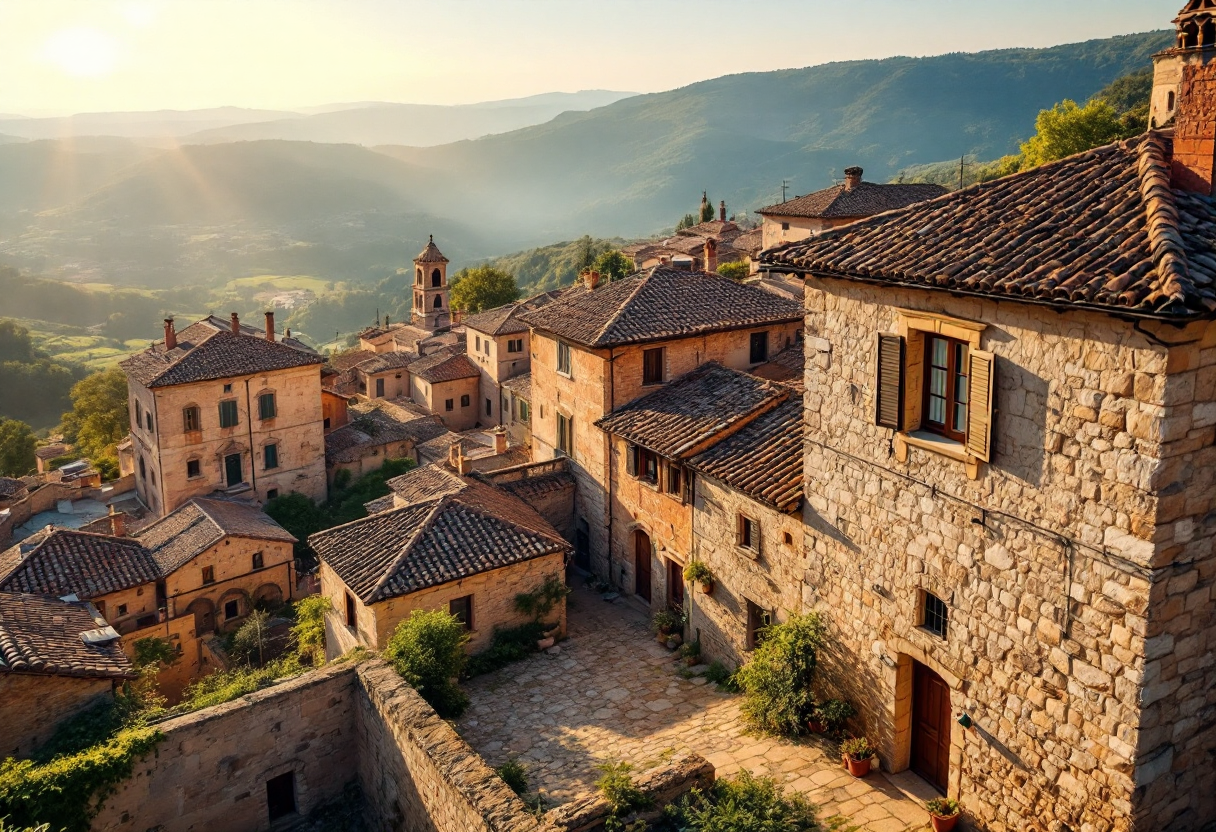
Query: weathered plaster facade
[
  {"left": 1, "top": 673, "right": 116, "bottom": 758},
  {"left": 409, "top": 374, "right": 479, "bottom": 432},
  {"left": 467, "top": 325, "right": 531, "bottom": 428}
]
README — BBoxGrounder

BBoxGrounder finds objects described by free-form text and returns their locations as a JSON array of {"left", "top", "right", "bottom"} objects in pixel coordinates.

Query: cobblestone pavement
[{"left": 456, "top": 583, "right": 934, "bottom": 830}]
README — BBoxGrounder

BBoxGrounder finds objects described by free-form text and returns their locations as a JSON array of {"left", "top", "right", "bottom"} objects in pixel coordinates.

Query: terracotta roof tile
[
  {"left": 408, "top": 352, "right": 480, "bottom": 383},
  {"left": 502, "top": 372, "right": 532, "bottom": 401},
  {"left": 34, "top": 444, "right": 68, "bottom": 460},
  {"left": 760, "top": 180, "right": 946, "bottom": 219},
  {"left": 520, "top": 266, "right": 802, "bottom": 348},
  {"left": 121, "top": 322, "right": 323, "bottom": 388},
  {"left": 415, "top": 236, "right": 449, "bottom": 264},
  {"left": 0, "top": 592, "right": 136, "bottom": 680},
  {"left": 463, "top": 303, "right": 532, "bottom": 336},
  {"left": 762, "top": 133, "right": 1216, "bottom": 318},
  {"left": 0, "top": 530, "right": 160, "bottom": 599},
  {"left": 751, "top": 340, "right": 805, "bottom": 391},
  {"left": 0, "top": 478, "right": 27, "bottom": 499},
  {"left": 689, "top": 398, "right": 803, "bottom": 512},
  {"left": 357, "top": 351, "right": 418, "bottom": 373},
  {"left": 134, "top": 498, "right": 294, "bottom": 575},
  {"left": 324, "top": 405, "right": 447, "bottom": 464}
]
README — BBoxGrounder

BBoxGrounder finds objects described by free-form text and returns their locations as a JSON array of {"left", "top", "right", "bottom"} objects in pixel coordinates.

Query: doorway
[
  {"left": 634, "top": 531, "right": 651, "bottom": 603},
  {"left": 666, "top": 558, "right": 685, "bottom": 610},
  {"left": 188, "top": 598, "right": 215, "bottom": 636},
  {"left": 265, "top": 771, "right": 296, "bottom": 821},
  {"left": 224, "top": 452, "right": 244, "bottom": 487},
  {"left": 911, "top": 661, "right": 951, "bottom": 793}
]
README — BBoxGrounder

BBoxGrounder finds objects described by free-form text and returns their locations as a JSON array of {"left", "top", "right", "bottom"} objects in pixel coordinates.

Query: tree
[
  {"left": 384, "top": 609, "right": 470, "bottom": 717},
  {"left": 1020, "top": 99, "right": 1126, "bottom": 169},
  {"left": 230, "top": 609, "right": 273, "bottom": 668},
  {"left": 575, "top": 235, "right": 599, "bottom": 273},
  {"left": 700, "top": 196, "right": 716, "bottom": 223},
  {"left": 676, "top": 214, "right": 697, "bottom": 231},
  {"left": 593, "top": 250, "right": 633, "bottom": 283},
  {"left": 734, "top": 613, "right": 827, "bottom": 736},
  {"left": 0, "top": 418, "right": 36, "bottom": 477},
  {"left": 716, "top": 261, "right": 750, "bottom": 281},
  {"left": 449, "top": 266, "right": 520, "bottom": 314},
  {"left": 60, "top": 366, "right": 129, "bottom": 472},
  {"left": 291, "top": 595, "right": 332, "bottom": 666}
]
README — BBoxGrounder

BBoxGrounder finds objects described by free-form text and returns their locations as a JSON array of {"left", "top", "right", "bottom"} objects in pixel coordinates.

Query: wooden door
[
  {"left": 634, "top": 531, "right": 652, "bottom": 602},
  {"left": 912, "top": 662, "right": 952, "bottom": 793},
  {"left": 667, "top": 559, "right": 685, "bottom": 609},
  {"left": 224, "top": 452, "right": 243, "bottom": 486}
]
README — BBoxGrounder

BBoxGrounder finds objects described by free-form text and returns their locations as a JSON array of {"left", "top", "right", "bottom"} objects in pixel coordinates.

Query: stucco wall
[
  {"left": 410, "top": 375, "right": 479, "bottom": 432},
  {"left": 0, "top": 673, "right": 115, "bottom": 759}
]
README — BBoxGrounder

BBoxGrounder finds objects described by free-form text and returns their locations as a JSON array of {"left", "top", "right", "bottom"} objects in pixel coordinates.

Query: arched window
[
  {"left": 183, "top": 405, "right": 201, "bottom": 432},
  {"left": 415, "top": 267, "right": 423, "bottom": 285},
  {"left": 434, "top": 295, "right": 443, "bottom": 309},
  {"left": 431, "top": 268, "right": 442, "bottom": 287}
]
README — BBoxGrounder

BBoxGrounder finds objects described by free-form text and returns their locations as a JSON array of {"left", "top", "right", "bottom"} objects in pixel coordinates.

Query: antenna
[
  {"left": 958, "top": 155, "right": 972, "bottom": 190},
  {"left": 781, "top": 179, "right": 789, "bottom": 203}
]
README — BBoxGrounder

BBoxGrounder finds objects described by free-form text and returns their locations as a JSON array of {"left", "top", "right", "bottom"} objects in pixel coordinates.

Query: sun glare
[{"left": 42, "top": 27, "right": 119, "bottom": 77}]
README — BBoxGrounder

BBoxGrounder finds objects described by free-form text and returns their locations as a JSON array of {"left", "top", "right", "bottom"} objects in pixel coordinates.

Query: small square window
[
  {"left": 266, "top": 488, "right": 279, "bottom": 500},
  {"left": 922, "top": 591, "right": 949, "bottom": 639},
  {"left": 783, "top": 531, "right": 793, "bottom": 545},
  {"left": 507, "top": 338, "right": 523, "bottom": 353},
  {"left": 780, "top": 222, "right": 790, "bottom": 231},
  {"left": 642, "top": 347, "right": 664, "bottom": 385},
  {"left": 449, "top": 595, "right": 473, "bottom": 631},
  {"left": 461, "top": 394, "right": 470, "bottom": 407},
  {"left": 117, "top": 603, "right": 128, "bottom": 617},
  {"left": 187, "top": 459, "right": 201, "bottom": 478},
  {"left": 223, "top": 383, "right": 232, "bottom": 393},
  {"left": 445, "top": 398, "right": 454, "bottom": 412},
  {"left": 252, "top": 551, "right": 264, "bottom": 570},
  {"left": 224, "top": 599, "right": 240, "bottom": 620},
  {"left": 202, "top": 566, "right": 215, "bottom": 585}
]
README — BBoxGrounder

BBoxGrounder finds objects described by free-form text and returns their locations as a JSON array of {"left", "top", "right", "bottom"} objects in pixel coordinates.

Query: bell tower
[
  {"left": 1153, "top": 1, "right": 1216, "bottom": 194},
  {"left": 411, "top": 235, "right": 451, "bottom": 332},
  {"left": 1151, "top": 1, "right": 1216, "bottom": 129}
]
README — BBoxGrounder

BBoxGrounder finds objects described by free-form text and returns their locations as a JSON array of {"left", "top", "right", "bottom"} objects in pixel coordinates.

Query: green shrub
[
  {"left": 229, "top": 608, "right": 272, "bottom": 667},
  {"left": 840, "top": 737, "right": 873, "bottom": 761},
  {"left": 514, "top": 574, "right": 570, "bottom": 623},
  {"left": 464, "top": 621, "right": 545, "bottom": 677},
  {"left": 683, "top": 560, "right": 713, "bottom": 583},
  {"left": 715, "top": 261, "right": 751, "bottom": 281},
  {"left": 179, "top": 656, "right": 302, "bottom": 711},
  {"left": 596, "top": 760, "right": 650, "bottom": 825},
  {"left": 926, "top": 797, "right": 960, "bottom": 817},
  {"left": 384, "top": 609, "right": 470, "bottom": 718},
  {"left": 651, "top": 608, "right": 684, "bottom": 634},
  {"left": 734, "top": 613, "right": 826, "bottom": 736},
  {"left": 292, "top": 594, "right": 332, "bottom": 665},
  {"left": 812, "top": 699, "right": 856, "bottom": 734},
  {"left": 496, "top": 759, "right": 529, "bottom": 796},
  {"left": 658, "top": 770, "right": 834, "bottom": 831},
  {"left": 703, "top": 660, "right": 737, "bottom": 691}
]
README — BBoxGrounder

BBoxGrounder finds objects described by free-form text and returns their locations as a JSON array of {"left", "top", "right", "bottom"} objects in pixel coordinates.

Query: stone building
[
  {"left": 760, "top": 32, "right": 1216, "bottom": 828},
  {"left": 311, "top": 464, "right": 572, "bottom": 657},
  {"left": 407, "top": 351, "right": 482, "bottom": 431},
  {"left": 595, "top": 362, "right": 791, "bottom": 616},
  {"left": 757, "top": 168, "right": 945, "bottom": 251},
  {"left": 120, "top": 313, "right": 328, "bottom": 516},
  {"left": 324, "top": 399, "right": 448, "bottom": 484},
  {"left": 501, "top": 372, "right": 533, "bottom": 446},
  {"left": 464, "top": 300, "right": 543, "bottom": 429},
  {"left": 0, "top": 591, "right": 136, "bottom": 758},
  {"left": 520, "top": 266, "right": 802, "bottom": 576},
  {"left": 622, "top": 197, "right": 752, "bottom": 273},
  {"left": 0, "top": 498, "right": 297, "bottom": 701}
]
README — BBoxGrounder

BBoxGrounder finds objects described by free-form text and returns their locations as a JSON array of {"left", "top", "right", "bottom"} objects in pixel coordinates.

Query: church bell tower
[{"left": 411, "top": 235, "right": 451, "bottom": 332}]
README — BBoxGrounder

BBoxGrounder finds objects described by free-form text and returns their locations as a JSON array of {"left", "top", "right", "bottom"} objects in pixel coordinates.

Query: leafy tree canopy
[
  {"left": 60, "top": 366, "right": 129, "bottom": 473},
  {"left": 449, "top": 266, "right": 520, "bottom": 314},
  {"left": 716, "top": 261, "right": 750, "bottom": 281},
  {"left": 700, "top": 196, "right": 716, "bottom": 223},
  {"left": 0, "top": 418, "right": 36, "bottom": 477},
  {"left": 1020, "top": 98, "right": 1129, "bottom": 168},
  {"left": 592, "top": 250, "right": 634, "bottom": 283},
  {"left": 384, "top": 609, "right": 470, "bottom": 717},
  {"left": 676, "top": 213, "right": 698, "bottom": 231}
]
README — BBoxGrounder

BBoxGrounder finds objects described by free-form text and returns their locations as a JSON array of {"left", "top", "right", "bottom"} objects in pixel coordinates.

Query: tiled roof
[
  {"left": 0, "top": 478, "right": 26, "bottom": 499},
  {"left": 35, "top": 444, "right": 68, "bottom": 461},
  {"left": 732, "top": 228, "right": 763, "bottom": 256},
  {"left": 502, "top": 372, "right": 532, "bottom": 401},
  {"left": 595, "top": 362, "right": 789, "bottom": 458},
  {"left": 327, "top": 349, "right": 377, "bottom": 372},
  {"left": 675, "top": 220, "right": 740, "bottom": 239},
  {"left": 762, "top": 133, "right": 1216, "bottom": 319},
  {"left": 325, "top": 405, "right": 446, "bottom": 464},
  {"left": 751, "top": 340, "right": 805, "bottom": 392},
  {"left": 463, "top": 302, "right": 532, "bottom": 336},
  {"left": 408, "top": 352, "right": 480, "bottom": 383},
  {"left": 0, "top": 529, "right": 160, "bottom": 599},
  {"left": 415, "top": 236, "right": 449, "bottom": 263},
  {"left": 495, "top": 469, "right": 575, "bottom": 504},
  {"left": 310, "top": 467, "right": 570, "bottom": 603},
  {"left": 357, "top": 351, "right": 418, "bottom": 373},
  {"left": 520, "top": 267, "right": 803, "bottom": 348},
  {"left": 121, "top": 321, "right": 324, "bottom": 388},
  {"left": 759, "top": 181, "right": 947, "bottom": 219},
  {"left": 689, "top": 398, "right": 803, "bottom": 512},
  {"left": 134, "top": 497, "right": 295, "bottom": 575},
  {"left": 0, "top": 592, "right": 136, "bottom": 680},
  {"left": 385, "top": 464, "right": 468, "bottom": 506}
]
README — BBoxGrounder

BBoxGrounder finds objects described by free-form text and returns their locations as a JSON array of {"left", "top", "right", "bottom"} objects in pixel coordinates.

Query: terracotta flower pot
[
  {"left": 700, "top": 580, "right": 714, "bottom": 595},
  {"left": 656, "top": 632, "right": 668, "bottom": 644},
  {"left": 807, "top": 720, "right": 826, "bottom": 734},
  {"left": 930, "top": 812, "right": 959, "bottom": 832},
  {"left": 845, "top": 756, "right": 871, "bottom": 778},
  {"left": 537, "top": 637, "right": 555, "bottom": 650}
]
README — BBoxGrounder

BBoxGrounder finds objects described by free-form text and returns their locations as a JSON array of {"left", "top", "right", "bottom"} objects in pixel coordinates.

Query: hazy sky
[{"left": 0, "top": 0, "right": 1179, "bottom": 115}]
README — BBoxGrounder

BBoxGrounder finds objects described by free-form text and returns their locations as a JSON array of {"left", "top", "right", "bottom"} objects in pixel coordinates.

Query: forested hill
[{"left": 379, "top": 29, "right": 1172, "bottom": 239}]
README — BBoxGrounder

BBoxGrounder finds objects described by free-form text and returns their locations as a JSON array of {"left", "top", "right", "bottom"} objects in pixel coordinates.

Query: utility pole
[
  {"left": 781, "top": 179, "right": 789, "bottom": 203},
  {"left": 958, "top": 155, "right": 971, "bottom": 190}
]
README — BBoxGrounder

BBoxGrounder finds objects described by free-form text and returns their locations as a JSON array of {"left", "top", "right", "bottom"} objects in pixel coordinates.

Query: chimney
[
  {"left": 1157, "top": 4, "right": 1216, "bottom": 194},
  {"left": 584, "top": 269, "right": 601, "bottom": 290},
  {"left": 230, "top": 312, "right": 240, "bottom": 334},
  {"left": 264, "top": 310, "right": 275, "bottom": 342},
  {"left": 163, "top": 318, "right": 176, "bottom": 351},
  {"left": 844, "top": 166, "right": 863, "bottom": 191},
  {"left": 285, "top": 328, "right": 291, "bottom": 338},
  {"left": 493, "top": 429, "right": 507, "bottom": 455},
  {"left": 719, "top": 200, "right": 726, "bottom": 223},
  {"left": 704, "top": 238, "right": 718, "bottom": 274},
  {"left": 107, "top": 505, "right": 126, "bottom": 537},
  {"left": 384, "top": 315, "right": 390, "bottom": 327}
]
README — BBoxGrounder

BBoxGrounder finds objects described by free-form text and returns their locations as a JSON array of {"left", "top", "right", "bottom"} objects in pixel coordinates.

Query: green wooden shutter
[
  {"left": 875, "top": 333, "right": 904, "bottom": 430},
  {"left": 966, "top": 350, "right": 996, "bottom": 462}
]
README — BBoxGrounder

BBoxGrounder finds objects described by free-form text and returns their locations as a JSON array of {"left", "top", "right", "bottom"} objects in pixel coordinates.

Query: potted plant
[
  {"left": 840, "top": 737, "right": 874, "bottom": 778},
  {"left": 678, "top": 640, "right": 701, "bottom": 666},
  {"left": 514, "top": 575, "right": 571, "bottom": 649},
  {"left": 665, "top": 632, "right": 683, "bottom": 650},
  {"left": 926, "top": 797, "right": 961, "bottom": 832},
  {"left": 809, "top": 698, "right": 856, "bottom": 735},
  {"left": 652, "top": 609, "right": 681, "bottom": 643},
  {"left": 683, "top": 560, "right": 715, "bottom": 595}
]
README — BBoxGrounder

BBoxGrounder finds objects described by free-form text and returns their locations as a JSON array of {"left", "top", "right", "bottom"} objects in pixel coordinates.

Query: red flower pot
[
  {"left": 807, "top": 720, "right": 826, "bottom": 734},
  {"left": 845, "top": 756, "right": 871, "bottom": 777},
  {"left": 930, "top": 812, "right": 959, "bottom": 832}
]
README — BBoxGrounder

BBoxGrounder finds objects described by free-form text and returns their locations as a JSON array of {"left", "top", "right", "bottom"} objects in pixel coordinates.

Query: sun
[{"left": 42, "top": 27, "right": 119, "bottom": 78}]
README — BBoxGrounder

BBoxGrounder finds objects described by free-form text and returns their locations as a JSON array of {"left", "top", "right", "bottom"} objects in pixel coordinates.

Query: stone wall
[
  {"left": 1, "top": 673, "right": 115, "bottom": 759},
  {"left": 480, "top": 459, "right": 576, "bottom": 540},
  {"left": 800, "top": 277, "right": 1197, "bottom": 832},
  {"left": 0, "top": 482, "right": 78, "bottom": 547}
]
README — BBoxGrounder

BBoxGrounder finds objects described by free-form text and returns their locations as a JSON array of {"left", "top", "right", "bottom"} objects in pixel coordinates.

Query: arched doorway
[
  {"left": 912, "top": 661, "right": 952, "bottom": 793},
  {"left": 254, "top": 583, "right": 283, "bottom": 610},
  {"left": 187, "top": 598, "right": 216, "bottom": 637},
  {"left": 634, "top": 530, "right": 652, "bottom": 602}
]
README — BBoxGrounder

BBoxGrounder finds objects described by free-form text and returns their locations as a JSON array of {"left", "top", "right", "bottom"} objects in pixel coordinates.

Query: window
[
  {"left": 264, "top": 443, "right": 279, "bottom": 470},
  {"left": 252, "top": 551, "right": 264, "bottom": 570},
  {"left": 375, "top": 377, "right": 385, "bottom": 397},
  {"left": 460, "top": 394, "right": 470, "bottom": 407},
  {"left": 219, "top": 400, "right": 239, "bottom": 428},
  {"left": 556, "top": 412, "right": 573, "bottom": 456},
  {"left": 224, "top": 452, "right": 243, "bottom": 487},
  {"left": 642, "top": 347, "right": 664, "bottom": 385},
  {"left": 749, "top": 331, "right": 769, "bottom": 364},
  {"left": 431, "top": 268, "right": 441, "bottom": 287},
  {"left": 202, "top": 566, "right": 215, "bottom": 585},
  {"left": 223, "top": 383, "right": 232, "bottom": 393},
  {"left": 625, "top": 443, "right": 658, "bottom": 484},
  {"left": 117, "top": 603, "right": 128, "bottom": 617},
  {"left": 449, "top": 595, "right": 473, "bottom": 631},
  {"left": 445, "top": 398, "right": 454, "bottom": 412},
  {"left": 475, "top": 336, "right": 481, "bottom": 350},
  {"left": 135, "top": 401, "right": 142, "bottom": 427},
  {"left": 183, "top": 406, "right": 201, "bottom": 432},
  {"left": 507, "top": 338, "right": 523, "bottom": 353},
  {"left": 259, "top": 392, "right": 277, "bottom": 420},
  {"left": 737, "top": 514, "right": 760, "bottom": 553},
  {"left": 924, "top": 335, "right": 968, "bottom": 442},
  {"left": 783, "top": 531, "right": 794, "bottom": 545},
  {"left": 136, "top": 614, "right": 156, "bottom": 628},
  {"left": 1168, "top": 90, "right": 1176, "bottom": 112},
  {"left": 186, "top": 459, "right": 201, "bottom": 478},
  {"left": 519, "top": 401, "right": 530, "bottom": 422},
  {"left": 138, "top": 457, "right": 146, "bottom": 480},
  {"left": 780, "top": 222, "right": 790, "bottom": 231},
  {"left": 145, "top": 412, "right": 154, "bottom": 432},
  {"left": 746, "top": 599, "right": 772, "bottom": 650},
  {"left": 266, "top": 772, "right": 297, "bottom": 822},
  {"left": 224, "top": 599, "right": 239, "bottom": 620},
  {"left": 556, "top": 341, "right": 572, "bottom": 375},
  {"left": 922, "top": 591, "right": 949, "bottom": 639},
  {"left": 483, "top": 340, "right": 490, "bottom": 355},
  {"left": 345, "top": 592, "right": 357, "bottom": 627},
  {"left": 434, "top": 295, "right": 442, "bottom": 309},
  {"left": 324, "top": 417, "right": 331, "bottom": 430},
  {"left": 665, "top": 463, "right": 682, "bottom": 496},
  {"left": 266, "top": 488, "right": 278, "bottom": 500}
]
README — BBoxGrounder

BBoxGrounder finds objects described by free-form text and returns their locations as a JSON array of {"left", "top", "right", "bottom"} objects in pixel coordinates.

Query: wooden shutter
[
  {"left": 682, "top": 469, "right": 694, "bottom": 505},
  {"left": 626, "top": 444, "right": 638, "bottom": 476},
  {"left": 966, "top": 350, "right": 996, "bottom": 462},
  {"left": 875, "top": 333, "right": 905, "bottom": 430},
  {"left": 749, "top": 518, "right": 761, "bottom": 554}
]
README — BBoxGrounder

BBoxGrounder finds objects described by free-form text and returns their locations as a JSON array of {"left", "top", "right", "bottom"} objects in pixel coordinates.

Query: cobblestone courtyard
[{"left": 456, "top": 583, "right": 934, "bottom": 830}]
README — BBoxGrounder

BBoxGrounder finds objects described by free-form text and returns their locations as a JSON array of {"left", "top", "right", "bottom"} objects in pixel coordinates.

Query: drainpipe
[
  {"left": 243, "top": 378, "right": 258, "bottom": 494},
  {"left": 606, "top": 347, "right": 616, "bottom": 588},
  {"left": 151, "top": 392, "right": 166, "bottom": 514}
]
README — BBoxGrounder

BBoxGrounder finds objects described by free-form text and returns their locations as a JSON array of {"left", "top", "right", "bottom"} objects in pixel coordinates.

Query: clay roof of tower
[
  {"left": 689, "top": 397, "right": 803, "bottom": 512},
  {"left": 520, "top": 266, "right": 803, "bottom": 348},
  {"left": 0, "top": 529, "right": 160, "bottom": 599},
  {"left": 0, "top": 592, "right": 136, "bottom": 680},
  {"left": 310, "top": 466, "right": 570, "bottom": 603},
  {"left": 121, "top": 317, "right": 323, "bottom": 388},
  {"left": 414, "top": 235, "right": 449, "bottom": 264},
  {"left": 759, "top": 181, "right": 947, "bottom": 219},
  {"left": 762, "top": 133, "right": 1216, "bottom": 319},
  {"left": 134, "top": 498, "right": 295, "bottom": 576},
  {"left": 595, "top": 362, "right": 789, "bottom": 458}
]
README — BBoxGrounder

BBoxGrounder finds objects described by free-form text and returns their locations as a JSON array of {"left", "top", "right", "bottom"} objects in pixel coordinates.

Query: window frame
[
  {"left": 264, "top": 442, "right": 279, "bottom": 470},
  {"left": 258, "top": 392, "right": 277, "bottom": 421},
  {"left": 749, "top": 331, "right": 769, "bottom": 364},
  {"left": 737, "top": 513, "right": 760, "bottom": 554},
  {"left": 746, "top": 599, "right": 772, "bottom": 650},
  {"left": 252, "top": 551, "right": 264, "bottom": 570},
  {"left": 922, "top": 334, "right": 969, "bottom": 443},
  {"left": 921, "top": 590, "right": 949, "bottom": 640},
  {"left": 556, "top": 341, "right": 572, "bottom": 376},
  {"left": 344, "top": 592, "right": 357, "bottom": 627},
  {"left": 449, "top": 594, "right": 474, "bottom": 631},
  {"left": 186, "top": 458, "right": 202, "bottom": 479},
  {"left": 460, "top": 394, "right": 471, "bottom": 408},
  {"left": 642, "top": 347, "right": 665, "bottom": 386},
  {"left": 218, "top": 399, "right": 239, "bottom": 429},
  {"left": 183, "top": 405, "right": 201, "bottom": 432},
  {"left": 507, "top": 338, "right": 524, "bottom": 354},
  {"left": 445, "top": 398, "right": 455, "bottom": 412},
  {"left": 375, "top": 377, "right": 385, "bottom": 397},
  {"left": 202, "top": 565, "right": 216, "bottom": 585},
  {"left": 556, "top": 412, "right": 573, "bottom": 456}
]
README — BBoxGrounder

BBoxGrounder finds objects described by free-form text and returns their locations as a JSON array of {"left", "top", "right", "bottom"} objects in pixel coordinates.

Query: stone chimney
[
  {"left": 230, "top": 312, "right": 240, "bottom": 334},
  {"left": 163, "top": 318, "right": 176, "bottom": 351},
  {"left": 493, "top": 429, "right": 507, "bottom": 454},
  {"left": 704, "top": 238, "right": 718, "bottom": 274},
  {"left": 447, "top": 440, "right": 471, "bottom": 474},
  {"left": 719, "top": 200, "right": 726, "bottom": 223},
  {"left": 384, "top": 315, "right": 390, "bottom": 327},
  {"left": 264, "top": 310, "right": 275, "bottom": 342},
  {"left": 844, "top": 166, "right": 863, "bottom": 191},
  {"left": 1155, "top": 3, "right": 1216, "bottom": 194},
  {"left": 584, "top": 269, "right": 601, "bottom": 290},
  {"left": 107, "top": 505, "right": 126, "bottom": 537}
]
